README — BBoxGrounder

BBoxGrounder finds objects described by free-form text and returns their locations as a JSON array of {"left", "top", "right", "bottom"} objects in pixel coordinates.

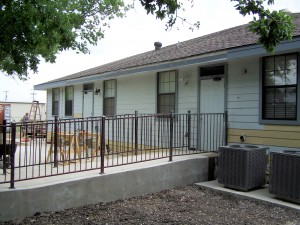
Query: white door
[
  {"left": 83, "top": 92, "right": 94, "bottom": 117},
  {"left": 200, "top": 79, "right": 225, "bottom": 113},
  {"left": 199, "top": 78, "right": 225, "bottom": 150}
]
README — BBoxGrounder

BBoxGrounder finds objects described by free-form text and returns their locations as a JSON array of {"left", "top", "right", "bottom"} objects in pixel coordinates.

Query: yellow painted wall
[
  {"left": 73, "top": 113, "right": 82, "bottom": 118},
  {"left": 228, "top": 125, "right": 300, "bottom": 148}
]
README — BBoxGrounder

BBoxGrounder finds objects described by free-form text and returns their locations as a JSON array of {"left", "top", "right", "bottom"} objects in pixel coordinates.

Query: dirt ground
[{"left": 1, "top": 185, "right": 299, "bottom": 225}]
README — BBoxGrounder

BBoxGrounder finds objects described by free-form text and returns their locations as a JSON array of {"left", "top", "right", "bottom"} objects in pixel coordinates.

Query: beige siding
[{"left": 228, "top": 127, "right": 300, "bottom": 149}]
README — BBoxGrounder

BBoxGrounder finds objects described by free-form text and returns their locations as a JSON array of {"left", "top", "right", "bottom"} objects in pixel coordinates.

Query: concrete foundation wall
[{"left": 0, "top": 156, "right": 209, "bottom": 221}]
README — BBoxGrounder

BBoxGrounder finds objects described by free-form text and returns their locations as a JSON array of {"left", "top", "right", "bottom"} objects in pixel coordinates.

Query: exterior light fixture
[{"left": 94, "top": 88, "right": 101, "bottom": 95}]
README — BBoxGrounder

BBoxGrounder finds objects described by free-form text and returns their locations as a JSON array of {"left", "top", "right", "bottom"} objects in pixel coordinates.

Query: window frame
[
  {"left": 83, "top": 83, "right": 94, "bottom": 93},
  {"left": 200, "top": 65, "right": 225, "bottom": 77},
  {"left": 260, "top": 52, "right": 300, "bottom": 125},
  {"left": 103, "top": 79, "right": 116, "bottom": 116},
  {"left": 52, "top": 88, "right": 60, "bottom": 116},
  {"left": 65, "top": 86, "right": 74, "bottom": 117},
  {"left": 157, "top": 70, "right": 178, "bottom": 114}
]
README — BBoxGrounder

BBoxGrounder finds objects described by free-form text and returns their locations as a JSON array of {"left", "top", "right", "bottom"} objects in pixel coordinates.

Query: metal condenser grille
[
  {"left": 269, "top": 150, "right": 300, "bottom": 204},
  {"left": 218, "top": 145, "right": 268, "bottom": 191}
]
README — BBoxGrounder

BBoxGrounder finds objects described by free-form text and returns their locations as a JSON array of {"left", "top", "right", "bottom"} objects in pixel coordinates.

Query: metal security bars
[{"left": 0, "top": 112, "right": 227, "bottom": 188}]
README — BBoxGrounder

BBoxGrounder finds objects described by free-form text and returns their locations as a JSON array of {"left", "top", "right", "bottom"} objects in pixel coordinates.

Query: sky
[{"left": 1, "top": 0, "right": 300, "bottom": 103}]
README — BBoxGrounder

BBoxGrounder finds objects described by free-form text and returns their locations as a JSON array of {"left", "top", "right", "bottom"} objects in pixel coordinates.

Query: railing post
[
  {"left": 169, "top": 112, "right": 173, "bottom": 162},
  {"left": 10, "top": 122, "right": 16, "bottom": 189},
  {"left": 187, "top": 110, "right": 191, "bottom": 150},
  {"left": 100, "top": 116, "right": 105, "bottom": 174},
  {"left": 135, "top": 111, "right": 138, "bottom": 155},
  {"left": 54, "top": 116, "right": 58, "bottom": 167},
  {"left": 2, "top": 120, "right": 7, "bottom": 175},
  {"left": 224, "top": 111, "right": 228, "bottom": 146}
]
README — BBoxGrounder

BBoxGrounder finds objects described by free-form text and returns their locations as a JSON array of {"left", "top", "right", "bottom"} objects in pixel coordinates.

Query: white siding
[
  {"left": 46, "top": 85, "right": 92, "bottom": 119},
  {"left": 45, "top": 65, "right": 201, "bottom": 118},
  {"left": 116, "top": 66, "right": 199, "bottom": 115},
  {"left": 178, "top": 66, "right": 198, "bottom": 114},
  {"left": 117, "top": 72, "right": 156, "bottom": 114},
  {"left": 49, "top": 87, "right": 65, "bottom": 119},
  {"left": 46, "top": 90, "right": 52, "bottom": 120},
  {"left": 60, "top": 87, "right": 65, "bottom": 118},
  {"left": 73, "top": 84, "right": 83, "bottom": 118},
  {"left": 227, "top": 58, "right": 264, "bottom": 130},
  {"left": 93, "top": 81, "right": 103, "bottom": 117}
]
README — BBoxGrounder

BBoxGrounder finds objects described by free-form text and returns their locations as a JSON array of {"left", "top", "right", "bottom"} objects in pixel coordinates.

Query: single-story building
[
  {"left": 0, "top": 101, "right": 46, "bottom": 123},
  {"left": 35, "top": 13, "right": 300, "bottom": 152}
]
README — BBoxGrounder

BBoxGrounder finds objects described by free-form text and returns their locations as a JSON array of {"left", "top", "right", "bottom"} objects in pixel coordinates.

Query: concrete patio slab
[{"left": 196, "top": 180, "right": 300, "bottom": 212}]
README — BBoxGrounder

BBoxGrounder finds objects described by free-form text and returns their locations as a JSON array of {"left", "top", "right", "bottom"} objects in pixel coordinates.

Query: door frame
[
  {"left": 82, "top": 83, "right": 94, "bottom": 117},
  {"left": 197, "top": 63, "right": 228, "bottom": 114},
  {"left": 197, "top": 63, "right": 228, "bottom": 149}
]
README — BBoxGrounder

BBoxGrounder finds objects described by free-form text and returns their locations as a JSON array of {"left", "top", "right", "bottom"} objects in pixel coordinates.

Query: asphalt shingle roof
[{"left": 41, "top": 13, "right": 300, "bottom": 84}]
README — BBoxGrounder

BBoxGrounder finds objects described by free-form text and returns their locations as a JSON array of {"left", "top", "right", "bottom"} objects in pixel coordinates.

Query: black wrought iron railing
[{"left": 0, "top": 112, "right": 227, "bottom": 188}]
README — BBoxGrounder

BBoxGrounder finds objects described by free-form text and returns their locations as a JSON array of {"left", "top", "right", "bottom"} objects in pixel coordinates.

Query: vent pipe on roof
[{"left": 154, "top": 42, "right": 162, "bottom": 50}]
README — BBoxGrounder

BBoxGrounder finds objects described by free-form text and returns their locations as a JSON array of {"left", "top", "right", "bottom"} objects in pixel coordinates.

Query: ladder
[{"left": 29, "top": 101, "right": 41, "bottom": 122}]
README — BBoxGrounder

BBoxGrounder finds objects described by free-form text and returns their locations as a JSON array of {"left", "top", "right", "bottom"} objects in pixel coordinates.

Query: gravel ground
[{"left": 1, "top": 185, "right": 299, "bottom": 225}]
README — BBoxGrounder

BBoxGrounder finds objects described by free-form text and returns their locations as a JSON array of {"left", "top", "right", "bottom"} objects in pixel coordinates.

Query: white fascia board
[
  {"left": 34, "top": 81, "right": 68, "bottom": 90},
  {"left": 34, "top": 52, "right": 228, "bottom": 90},
  {"left": 67, "top": 52, "right": 228, "bottom": 85}
]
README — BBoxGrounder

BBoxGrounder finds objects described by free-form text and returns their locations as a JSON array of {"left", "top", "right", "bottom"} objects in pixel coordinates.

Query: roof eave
[
  {"left": 34, "top": 36, "right": 300, "bottom": 91},
  {"left": 228, "top": 36, "right": 300, "bottom": 59},
  {"left": 34, "top": 51, "right": 228, "bottom": 90}
]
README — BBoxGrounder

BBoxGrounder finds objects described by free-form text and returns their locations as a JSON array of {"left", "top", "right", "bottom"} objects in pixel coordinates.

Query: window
[
  {"left": 83, "top": 83, "right": 94, "bottom": 93},
  {"left": 65, "top": 86, "right": 74, "bottom": 116},
  {"left": 52, "top": 88, "right": 60, "bottom": 116},
  {"left": 262, "top": 53, "right": 298, "bottom": 120},
  {"left": 200, "top": 65, "right": 224, "bottom": 77},
  {"left": 103, "top": 80, "right": 116, "bottom": 116},
  {"left": 157, "top": 71, "right": 176, "bottom": 114}
]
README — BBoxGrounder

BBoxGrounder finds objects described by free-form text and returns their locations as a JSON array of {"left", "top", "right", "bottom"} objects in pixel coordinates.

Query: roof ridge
[
  {"left": 48, "top": 24, "right": 253, "bottom": 82},
  {"left": 36, "top": 12, "right": 300, "bottom": 86}
]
